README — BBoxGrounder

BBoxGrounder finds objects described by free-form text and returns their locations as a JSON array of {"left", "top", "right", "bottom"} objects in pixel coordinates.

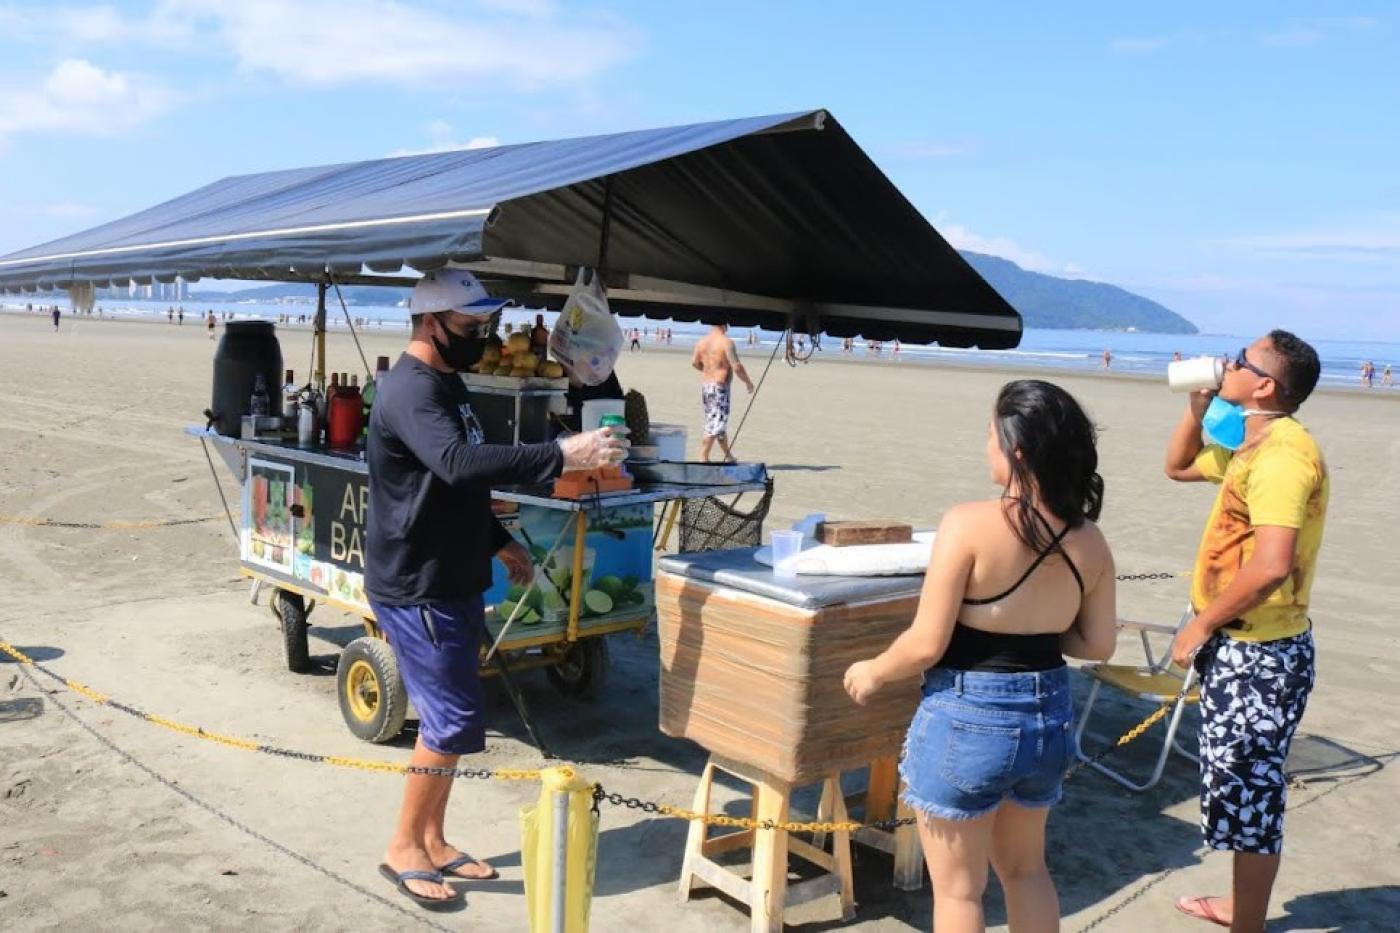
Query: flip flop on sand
[
  {"left": 438, "top": 852, "right": 499, "bottom": 881},
  {"left": 1175, "top": 895, "right": 1230, "bottom": 927},
  {"left": 377, "top": 864, "right": 463, "bottom": 910}
]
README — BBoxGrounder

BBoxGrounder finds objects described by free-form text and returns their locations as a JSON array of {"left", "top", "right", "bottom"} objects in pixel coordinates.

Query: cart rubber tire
[
  {"left": 337, "top": 637, "right": 407, "bottom": 743},
  {"left": 547, "top": 638, "right": 609, "bottom": 698},
  {"left": 273, "top": 589, "right": 312, "bottom": 674}
]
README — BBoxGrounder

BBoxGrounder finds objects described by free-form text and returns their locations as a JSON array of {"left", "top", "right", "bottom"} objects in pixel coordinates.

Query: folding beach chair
[{"left": 1072, "top": 607, "right": 1200, "bottom": 791}]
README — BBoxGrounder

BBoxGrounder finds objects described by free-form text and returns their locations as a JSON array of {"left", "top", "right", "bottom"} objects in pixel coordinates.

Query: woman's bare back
[{"left": 955, "top": 499, "right": 1109, "bottom": 635}]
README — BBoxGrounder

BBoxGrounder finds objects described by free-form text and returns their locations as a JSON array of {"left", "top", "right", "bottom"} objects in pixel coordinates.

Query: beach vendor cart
[{"left": 0, "top": 110, "right": 1022, "bottom": 754}]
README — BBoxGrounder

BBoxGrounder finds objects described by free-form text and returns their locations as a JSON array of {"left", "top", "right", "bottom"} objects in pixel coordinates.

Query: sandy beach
[{"left": 2, "top": 310, "right": 1397, "bottom": 931}]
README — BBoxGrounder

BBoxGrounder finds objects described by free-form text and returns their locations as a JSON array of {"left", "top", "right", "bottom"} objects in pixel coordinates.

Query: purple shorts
[{"left": 369, "top": 597, "right": 486, "bottom": 756}]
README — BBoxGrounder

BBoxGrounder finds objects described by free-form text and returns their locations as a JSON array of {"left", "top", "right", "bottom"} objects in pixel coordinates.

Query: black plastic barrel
[{"left": 210, "top": 321, "right": 283, "bottom": 436}]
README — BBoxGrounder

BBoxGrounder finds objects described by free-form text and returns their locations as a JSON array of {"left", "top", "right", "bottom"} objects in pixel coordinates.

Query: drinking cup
[
  {"left": 1168, "top": 356, "right": 1225, "bottom": 393},
  {"left": 770, "top": 530, "right": 804, "bottom": 580}
]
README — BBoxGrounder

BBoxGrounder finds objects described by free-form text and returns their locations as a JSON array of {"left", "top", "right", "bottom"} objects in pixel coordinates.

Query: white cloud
[
  {"left": 1260, "top": 27, "right": 1325, "bottom": 47},
  {"left": 160, "top": 0, "right": 639, "bottom": 88},
  {"left": 938, "top": 221, "right": 1066, "bottom": 274},
  {"left": 388, "top": 121, "right": 501, "bottom": 157},
  {"left": 0, "top": 59, "right": 177, "bottom": 141},
  {"left": 1212, "top": 218, "right": 1400, "bottom": 262},
  {"left": 887, "top": 140, "right": 975, "bottom": 159},
  {"left": 1261, "top": 15, "right": 1378, "bottom": 47}
]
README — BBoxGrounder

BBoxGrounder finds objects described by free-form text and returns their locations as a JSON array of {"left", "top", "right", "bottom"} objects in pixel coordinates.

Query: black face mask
[{"left": 431, "top": 314, "right": 486, "bottom": 372}]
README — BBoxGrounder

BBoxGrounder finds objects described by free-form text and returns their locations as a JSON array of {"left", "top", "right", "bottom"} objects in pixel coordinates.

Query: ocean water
[{"left": 9, "top": 297, "right": 1393, "bottom": 391}]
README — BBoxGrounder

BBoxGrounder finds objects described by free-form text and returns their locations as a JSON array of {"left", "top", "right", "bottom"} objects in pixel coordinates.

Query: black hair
[
  {"left": 1266, "top": 329, "right": 1321, "bottom": 408},
  {"left": 993, "top": 380, "right": 1104, "bottom": 551}
]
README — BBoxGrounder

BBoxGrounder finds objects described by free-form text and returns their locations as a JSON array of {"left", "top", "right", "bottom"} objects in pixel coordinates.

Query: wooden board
[{"left": 817, "top": 521, "right": 913, "bottom": 547}]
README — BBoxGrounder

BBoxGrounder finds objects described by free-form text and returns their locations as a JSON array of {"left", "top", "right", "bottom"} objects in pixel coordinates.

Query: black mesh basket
[{"left": 677, "top": 479, "right": 775, "bottom": 553}]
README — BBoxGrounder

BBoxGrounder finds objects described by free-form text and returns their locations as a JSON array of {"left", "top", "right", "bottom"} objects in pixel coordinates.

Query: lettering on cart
[{"left": 331, "top": 481, "right": 368, "bottom": 570}]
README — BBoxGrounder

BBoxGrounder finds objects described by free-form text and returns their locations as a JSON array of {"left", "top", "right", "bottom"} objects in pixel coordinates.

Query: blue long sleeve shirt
[{"left": 365, "top": 354, "right": 563, "bottom": 605}]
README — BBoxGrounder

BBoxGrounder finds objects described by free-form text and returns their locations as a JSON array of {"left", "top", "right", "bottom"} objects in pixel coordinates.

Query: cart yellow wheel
[
  {"left": 546, "top": 637, "right": 609, "bottom": 698},
  {"left": 336, "top": 637, "right": 407, "bottom": 743}
]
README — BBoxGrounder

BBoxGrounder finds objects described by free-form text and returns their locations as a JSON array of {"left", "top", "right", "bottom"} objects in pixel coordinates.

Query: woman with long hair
[{"left": 845, "top": 380, "right": 1118, "bottom": 932}]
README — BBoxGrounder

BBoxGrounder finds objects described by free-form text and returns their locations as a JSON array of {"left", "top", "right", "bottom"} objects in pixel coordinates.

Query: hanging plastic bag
[
  {"left": 520, "top": 766, "right": 599, "bottom": 932},
  {"left": 549, "top": 268, "right": 622, "bottom": 386}
]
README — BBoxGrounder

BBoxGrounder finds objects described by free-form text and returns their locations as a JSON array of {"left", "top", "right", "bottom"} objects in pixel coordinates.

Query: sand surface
[{"left": 2, "top": 311, "right": 1397, "bottom": 931}]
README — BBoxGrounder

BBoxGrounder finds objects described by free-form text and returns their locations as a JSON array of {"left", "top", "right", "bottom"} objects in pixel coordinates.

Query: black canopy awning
[{"left": 0, "top": 110, "right": 1020, "bottom": 347}]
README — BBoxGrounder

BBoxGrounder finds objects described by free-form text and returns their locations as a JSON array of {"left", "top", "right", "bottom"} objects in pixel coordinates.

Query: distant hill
[
  {"left": 959, "top": 251, "right": 1197, "bottom": 334},
  {"left": 188, "top": 283, "right": 410, "bottom": 305},
  {"left": 111, "top": 252, "right": 1196, "bottom": 335}
]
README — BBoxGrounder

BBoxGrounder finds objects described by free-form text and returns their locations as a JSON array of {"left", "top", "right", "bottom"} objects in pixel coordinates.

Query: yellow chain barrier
[{"left": 2, "top": 638, "right": 1181, "bottom": 835}]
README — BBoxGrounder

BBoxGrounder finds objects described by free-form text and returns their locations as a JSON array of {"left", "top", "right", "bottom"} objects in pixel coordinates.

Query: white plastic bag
[{"left": 549, "top": 268, "right": 622, "bottom": 386}]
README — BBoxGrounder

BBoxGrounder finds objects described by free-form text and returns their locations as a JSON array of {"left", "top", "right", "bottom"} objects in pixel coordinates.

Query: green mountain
[
  {"left": 959, "top": 251, "right": 1197, "bottom": 334},
  {"left": 188, "top": 283, "right": 410, "bottom": 304}
]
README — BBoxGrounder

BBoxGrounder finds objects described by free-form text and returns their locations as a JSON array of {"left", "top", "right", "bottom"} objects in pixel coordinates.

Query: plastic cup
[
  {"left": 1168, "top": 356, "right": 1225, "bottom": 393},
  {"left": 770, "top": 530, "right": 804, "bottom": 580}
]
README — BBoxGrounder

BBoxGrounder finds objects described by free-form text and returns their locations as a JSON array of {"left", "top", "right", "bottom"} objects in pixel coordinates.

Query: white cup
[
  {"left": 770, "top": 530, "right": 804, "bottom": 580},
  {"left": 1168, "top": 356, "right": 1225, "bottom": 393}
]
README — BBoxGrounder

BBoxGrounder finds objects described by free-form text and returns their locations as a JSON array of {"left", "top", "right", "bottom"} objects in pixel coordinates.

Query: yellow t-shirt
[{"left": 1191, "top": 417, "right": 1328, "bottom": 642}]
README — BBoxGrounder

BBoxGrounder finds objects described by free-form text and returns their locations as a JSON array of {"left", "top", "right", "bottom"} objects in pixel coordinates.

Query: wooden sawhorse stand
[
  {"left": 677, "top": 754, "right": 855, "bottom": 932},
  {"left": 845, "top": 755, "right": 924, "bottom": 891}
]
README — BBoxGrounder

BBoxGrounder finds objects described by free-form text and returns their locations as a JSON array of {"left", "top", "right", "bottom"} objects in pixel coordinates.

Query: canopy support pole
[
  {"left": 596, "top": 176, "right": 614, "bottom": 282},
  {"left": 314, "top": 279, "right": 328, "bottom": 390}
]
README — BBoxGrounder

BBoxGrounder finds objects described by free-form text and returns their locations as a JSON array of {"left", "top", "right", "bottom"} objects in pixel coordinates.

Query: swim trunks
[
  {"left": 701, "top": 382, "right": 731, "bottom": 438},
  {"left": 1194, "top": 628, "right": 1314, "bottom": 854}
]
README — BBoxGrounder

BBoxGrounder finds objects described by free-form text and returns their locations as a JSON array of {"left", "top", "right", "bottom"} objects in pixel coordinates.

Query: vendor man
[
  {"left": 366, "top": 269, "right": 625, "bottom": 909},
  {"left": 1164, "top": 330, "right": 1326, "bottom": 932}
]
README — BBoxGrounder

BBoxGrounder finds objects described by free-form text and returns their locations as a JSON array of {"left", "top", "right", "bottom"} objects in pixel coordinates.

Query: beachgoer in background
[
  {"left": 1165, "top": 330, "right": 1326, "bottom": 931},
  {"left": 1173, "top": 351, "right": 1183, "bottom": 362},
  {"left": 629, "top": 329, "right": 642, "bottom": 352},
  {"left": 177, "top": 308, "right": 184, "bottom": 325},
  {"left": 692, "top": 323, "right": 754, "bottom": 462},
  {"left": 51, "top": 306, "right": 60, "bottom": 331},
  {"left": 365, "top": 269, "right": 621, "bottom": 910},
  {"left": 845, "top": 379, "right": 1116, "bottom": 932},
  {"left": 1383, "top": 364, "right": 1393, "bottom": 387},
  {"left": 1361, "top": 360, "right": 1374, "bottom": 387},
  {"left": 665, "top": 327, "right": 672, "bottom": 345},
  {"left": 206, "top": 311, "right": 216, "bottom": 339},
  {"left": 892, "top": 338, "right": 902, "bottom": 359},
  {"left": 1102, "top": 348, "right": 1112, "bottom": 369},
  {"left": 168, "top": 307, "right": 174, "bottom": 323}
]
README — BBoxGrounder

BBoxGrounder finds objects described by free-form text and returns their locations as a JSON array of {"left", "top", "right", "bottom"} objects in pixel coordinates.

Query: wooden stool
[
  {"left": 677, "top": 754, "right": 855, "bottom": 932},
  {"left": 841, "top": 756, "right": 924, "bottom": 891}
]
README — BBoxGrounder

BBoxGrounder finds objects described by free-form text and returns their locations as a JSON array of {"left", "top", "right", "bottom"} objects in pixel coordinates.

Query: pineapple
[{"left": 624, "top": 389, "right": 651, "bottom": 446}]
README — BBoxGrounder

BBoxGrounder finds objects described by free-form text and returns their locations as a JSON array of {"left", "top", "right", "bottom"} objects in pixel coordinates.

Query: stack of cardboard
[{"left": 656, "top": 572, "right": 922, "bottom": 783}]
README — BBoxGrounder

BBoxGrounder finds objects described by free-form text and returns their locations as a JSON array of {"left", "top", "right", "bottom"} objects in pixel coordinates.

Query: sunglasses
[
  {"left": 439, "top": 309, "right": 500, "bottom": 339},
  {"left": 1231, "top": 347, "right": 1291, "bottom": 398}
]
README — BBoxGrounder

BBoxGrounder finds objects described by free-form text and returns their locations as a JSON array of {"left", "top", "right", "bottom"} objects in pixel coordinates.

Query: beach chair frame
[{"left": 1072, "top": 607, "right": 1200, "bottom": 792}]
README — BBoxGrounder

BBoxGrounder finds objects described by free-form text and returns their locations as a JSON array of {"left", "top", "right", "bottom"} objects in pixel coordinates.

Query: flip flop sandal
[
  {"left": 1175, "top": 896, "right": 1230, "bottom": 927},
  {"left": 377, "top": 864, "right": 463, "bottom": 910},
  {"left": 438, "top": 853, "right": 500, "bottom": 881}
]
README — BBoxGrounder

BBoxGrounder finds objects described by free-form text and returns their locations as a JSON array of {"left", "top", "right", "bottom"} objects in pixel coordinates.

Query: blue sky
[{"left": 0, "top": 1, "right": 1396, "bottom": 339}]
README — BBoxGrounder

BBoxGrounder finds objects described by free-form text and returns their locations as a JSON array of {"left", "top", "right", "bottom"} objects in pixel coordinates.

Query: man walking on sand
[
  {"left": 366, "top": 269, "right": 625, "bottom": 910},
  {"left": 1164, "top": 330, "right": 1326, "bottom": 932},
  {"left": 51, "top": 306, "right": 60, "bottom": 331},
  {"left": 691, "top": 323, "right": 753, "bottom": 462}
]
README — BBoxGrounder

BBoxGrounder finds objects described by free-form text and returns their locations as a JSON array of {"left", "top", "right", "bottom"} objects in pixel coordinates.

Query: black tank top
[{"left": 935, "top": 513, "right": 1085, "bottom": 674}]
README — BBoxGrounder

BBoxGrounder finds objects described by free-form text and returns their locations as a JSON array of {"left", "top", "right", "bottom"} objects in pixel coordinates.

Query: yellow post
[
  {"left": 520, "top": 766, "right": 599, "bottom": 933},
  {"left": 566, "top": 510, "right": 587, "bottom": 643}
]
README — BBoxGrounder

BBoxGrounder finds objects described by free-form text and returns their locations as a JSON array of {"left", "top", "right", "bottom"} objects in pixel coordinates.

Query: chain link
[
  {"left": 1114, "top": 571, "right": 1185, "bottom": 582},
  {"left": 2, "top": 636, "right": 1184, "bottom": 837}
]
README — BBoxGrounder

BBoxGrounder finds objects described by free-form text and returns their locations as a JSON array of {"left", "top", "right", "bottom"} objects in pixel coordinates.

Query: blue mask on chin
[{"left": 1202, "top": 396, "right": 1278, "bottom": 451}]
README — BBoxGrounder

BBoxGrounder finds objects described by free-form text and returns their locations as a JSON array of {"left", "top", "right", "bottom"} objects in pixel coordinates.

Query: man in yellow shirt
[{"left": 1164, "top": 330, "right": 1326, "bottom": 931}]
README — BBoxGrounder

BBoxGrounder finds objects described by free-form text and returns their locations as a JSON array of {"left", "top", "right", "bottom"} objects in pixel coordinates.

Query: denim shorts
[{"left": 899, "top": 666, "right": 1076, "bottom": 821}]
